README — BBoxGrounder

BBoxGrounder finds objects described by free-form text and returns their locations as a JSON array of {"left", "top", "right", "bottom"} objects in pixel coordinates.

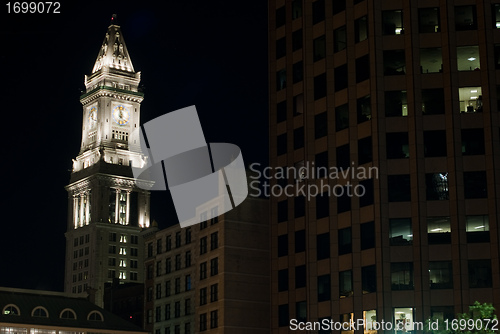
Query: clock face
[
  {"left": 88, "top": 106, "right": 98, "bottom": 128},
  {"left": 112, "top": 104, "right": 130, "bottom": 125}
]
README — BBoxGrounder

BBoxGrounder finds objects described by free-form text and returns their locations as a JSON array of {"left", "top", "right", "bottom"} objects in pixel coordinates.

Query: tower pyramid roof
[{"left": 92, "top": 14, "right": 135, "bottom": 74}]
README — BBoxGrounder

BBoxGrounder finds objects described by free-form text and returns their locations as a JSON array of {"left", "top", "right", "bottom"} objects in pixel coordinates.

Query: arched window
[
  {"left": 3, "top": 304, "right": 20, "bottom": 315},
  {"left": 60, "top": 308, "right": 77, "bottom": 319},
  {"left": 32, "top": 306, "right": 49, "bottom": 317},
  {"left": 88, "top": 310, "right": 104, "bottom": 321}
]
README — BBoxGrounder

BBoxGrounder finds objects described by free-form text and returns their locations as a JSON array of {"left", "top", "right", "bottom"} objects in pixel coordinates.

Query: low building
[
  {"left": 144, "top": 196, "right": 270, "bottom": 334},
  {"left": 0, "top": 287, "right": 147, "bottom": 334}
]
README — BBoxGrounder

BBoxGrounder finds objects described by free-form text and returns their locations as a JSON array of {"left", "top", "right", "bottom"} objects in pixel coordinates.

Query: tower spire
[{"left": 92, "top": 15, "right": 134, "bottom": 74}]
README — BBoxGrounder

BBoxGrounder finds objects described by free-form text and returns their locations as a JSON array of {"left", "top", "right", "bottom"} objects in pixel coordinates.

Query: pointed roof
[{"left": 92, "top": 15, "right": 135, "bottom": 74}]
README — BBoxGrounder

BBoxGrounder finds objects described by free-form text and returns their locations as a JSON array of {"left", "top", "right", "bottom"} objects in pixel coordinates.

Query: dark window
[
  {"left": 293, "top": 127, "right": 304, "bottom": 150},
  {"left": 295, "top": 229, "right": 306, "bottom": 253},
  {"left": 464, "top": 171, "right": 487, "bottom": 199},
  {"left": 358, "top": 137, "right": 372, "bottom": 165},
  {"left": 356, "top": 55, "right": 370, "bottom": 82},
  {"left": 391, "top": 262, "right": 414, "bottom": 290},
  {"left": 185, "top": 228, "right": 191, "bottom": 244},
  {"left": 314, "top": 35, "right": 326, "bottom": 61},
  {"left": 296, "top": 301, "right": 307, "bottom": 322},
  {"left": 312, "top": 0, "right": 325, "bottom": 24},
  {"left": 293, "top": 61, "right": 303, "bottom": 84},
  {"left": 382, "top": 10, "right": 404, "bottom": 35},
  {"left": 175, "top": 232, "right": 181, "bottom": 248},
  {"left": 295, "top": 265, "right": 307, "bottom": 288},
  {"left": 200, "top": 262, "right": 207, "bottom": 280},
  {"left": 429, "top": 261, "right": 453, "bottom": 289},
  {"left": 334, "top": 25, "right": 347, "bottom": 52},
  {"left": 292, "top": 0, "right": 302, "bottom": 19},
  {"left": 317, "top": 274, "right": 331, "bottom": 301},
  {"left": 210, "top": 284, "right": 218, "bottom": 302},
  {"left": 462, "top": 129, "right": 485, "bottom": 155},
  {"left": 419, "top": 7, "right": 440, "bottom": 33},
  {"left": 389, "top": 218, "right": 412, "bottom": 245},
  {"left": 421, "top": 48, "right": 443, "bottom": 73},
  {"left": 315, "top": 112, "right": 328, "bottom": 139},
  {"left": 383, "top": 50, "right": 405, "bottom": 75},
  {"left": 200, "top": 313, "right": 207, "bottom": 331},
  {"left": 314, "top": 73, "right": 327, "bottom": 100},
  {"left": 424, "top": 130, "right": 447, "bottom": 157},
  {"left": 317, "top": 233, "right": 330, "bottom": 260},
  {"left": 316, "top": 193, "right": 330, "bottom": 219},
  {"left": 315, "top": 152, "right": 328, "bottom": 178},
  {"left": 338, "top": 227, "right": 352, "bottom": 255},
  {"left": 385, "top": 90, "right": 408, "bottom": 117},
  {"left": 339, "top": 270, "right": 353, "bottom": 298},
  {"left": 292, "top": 29, "right": 303, "bottom": 51},
  {"left": 455, "top": 5, "right": 477, "bottom": 31},
  {"left": 200, "top": 237, "right": 207, "bottom": 255},
  {"left": 277, "top": 133, "right": 287, "bottom": 156},
  {"left": 335, "top": 103, "right": 349, "bottom": 131},
  {"left": 294, "top": 195, "right": 305, "bottom": 217},
  {"left": 278, "top": 304, "right": 289, "bottom": 327},
  {"left": 426, "top": 173, "right": 449, "bottom": 200},
  {"left": 278, "top": 269, "right": 288, "bottom": 292},
  {"left": 359, "top": 179, "right": 374, "bottom": 207},
  {"left": 277, "top": 200, "right": 288, "bottom": 223},
  {"left": 336, "top": 144, "right": 350, "bottom": 170},
  {"left": 362, "top": 265, "right": 376, "bottom": 294},
  {"left": 355, "top": 16, "right": 368, "bottom": 42},
  {"left": 276, "top": 69, "right": 286, "bottom": 91},
  {"left": 422, "top": 88, "right": 445, "bottom": 115},
  {"left": 210, "top": 232, "right": 218, "bottom": 250},
  {"left": 357, "top": 95, "right": 371, "bottom": 123},
  {"left": 276, "top": 6, "right": 286, "bottom": 28},
  {"left": 334, "top": 64, "right": 348, "bottom": 91},
  {"left": 210, "top": 258, "right": 218, "bottom": 276},
  {"left": 276, "top": 37, "right": 286, "bottom": 59},
  {"left": 277, "top": 101, "right": 287, "bottom": 123},
  {"left": 332, "top": 0, "right": 345, "bottom": 15},
  {"left": 337, "top": 187, "right": 351, "bottom": 213},
  {"left": 468, "top": 260, "right": 492, "bottom": 288},
  {"left": 360, "top": 221, "right": 375, "bottom": 250},
  {"left": 387, "top": 132, "right": 409, "bottom": 159},
  {"left": 293, "top": 94, "right": 304, "bottom": 115},
  {"left": 278, "top": 234, "right": 288, "bottom": 257}
]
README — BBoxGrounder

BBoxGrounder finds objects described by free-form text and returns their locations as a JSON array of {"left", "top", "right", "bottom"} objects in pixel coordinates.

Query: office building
[{"left": 268, "top": 1, "right": 499, "bottom": 332}]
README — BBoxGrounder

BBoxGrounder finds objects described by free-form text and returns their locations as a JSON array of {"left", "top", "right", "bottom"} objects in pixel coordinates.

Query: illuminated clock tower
[{"left": 64, "top": 16, "right": 152, "bottom": 307}]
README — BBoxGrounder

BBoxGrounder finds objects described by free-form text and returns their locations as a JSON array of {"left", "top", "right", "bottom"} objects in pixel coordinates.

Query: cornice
[{"left": 80, "top": 86, "right": 144, "bottom": 105}]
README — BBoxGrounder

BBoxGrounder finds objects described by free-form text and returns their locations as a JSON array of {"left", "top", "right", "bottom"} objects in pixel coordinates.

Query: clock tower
[{"left": 64, "top": 16, "right": 153, "bottom": 307}]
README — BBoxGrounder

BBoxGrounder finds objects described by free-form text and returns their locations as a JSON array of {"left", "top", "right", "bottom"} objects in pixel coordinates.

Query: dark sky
[{"left": 0, "top": 1, "right": 268, "bottom": 291}]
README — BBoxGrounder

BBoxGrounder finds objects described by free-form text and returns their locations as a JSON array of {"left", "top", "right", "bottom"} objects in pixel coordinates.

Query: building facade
[
  {"left": 144, "top": 197, "right": 269, "bottom": 334},
  {"left": 269, "top": 0, "right": 499, "bottom": 332},
  {"left": 64, "top": 18, "right": 152, "bottom": 307}
]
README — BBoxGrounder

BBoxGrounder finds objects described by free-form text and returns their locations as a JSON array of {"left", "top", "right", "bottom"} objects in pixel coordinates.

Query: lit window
[
  {"left": 459, "top": 87, "right": 482, "bottom": 113},
  {"left": 120, "top": 234, "right": 127, "bottom": 243},
  {"left": 382, "top": 10, "right": 403, "bottom": 35},
  {"left": 457, "top": 46, "right": 480, "bottom": 71},
  {"left": 119, "top": 271, "right": 126, "bottom": 280},
  {"left": 119, "top": 247, "right": 127, "bottom": 255},
  {"left": 119, "top": 259, "right": 127, "bottom": 268},
  {"left": 394, "top": 308, "right": 414, "bottom": 329},
  {"left": 3, "top": 305, "right": 20, "bottom": 315},
  {"left": 425, "top": 173, "right": 449, "bottom": 200},
  {"left": 466, "top": 215, "right": 490, "bottom": 243},
  {"left": 429, "top": 261, "right": 453, "bottom": 289},
  {"left": 427, "top": 217, "right": 451, "bottom": 244}
]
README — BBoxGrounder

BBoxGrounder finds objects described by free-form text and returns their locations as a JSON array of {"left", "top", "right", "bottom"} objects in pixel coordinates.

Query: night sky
[{"left": 0, "top": 1, "right": 268, "bottom": 291}]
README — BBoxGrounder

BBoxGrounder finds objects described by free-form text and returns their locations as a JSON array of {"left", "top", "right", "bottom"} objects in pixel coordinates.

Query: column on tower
[
  {"left": 73, "top": 195, "right": 78, "bottom": 229},
  {"left": 79, "top": 194, "right": 85, "bottom": 228},
  {"left": 114, "top": 189, "right": 119, "bottom": 224},
  {"left": 126, "top": 191, "right": 131, "bottom": 225}
]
